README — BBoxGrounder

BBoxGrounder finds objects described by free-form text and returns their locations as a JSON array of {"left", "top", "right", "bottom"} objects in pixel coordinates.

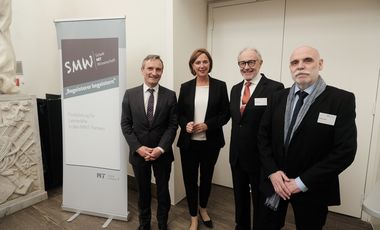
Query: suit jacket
[
  {"left": 258, "top": 85, "right": 357, "bottom": 205},
  {"left": 121, "top": 84, "right": 178, "bottom": 166},
  {"left": 177, "top": 76, "right": 230, "bottom": 150},
  {"left": 229, "top": 74, "right": 284, "bottom": 173}
]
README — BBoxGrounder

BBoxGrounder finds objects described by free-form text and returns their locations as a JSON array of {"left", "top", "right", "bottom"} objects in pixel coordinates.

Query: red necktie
[{"left": 240, "top": 81, "right": 251, "bottom": 115}]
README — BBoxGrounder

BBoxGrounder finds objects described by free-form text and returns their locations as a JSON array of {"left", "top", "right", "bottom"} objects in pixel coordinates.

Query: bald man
[{"left": 257, "top": 46, "right": 357, "bottom": 230}]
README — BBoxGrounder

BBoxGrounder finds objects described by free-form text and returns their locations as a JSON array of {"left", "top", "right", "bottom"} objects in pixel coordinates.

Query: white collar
[
  {"left": 143, "top": 84, "right": 159, "bottom": 93},
  {"left": 245, "top": 73, "right": 262, "bottom": 85}
]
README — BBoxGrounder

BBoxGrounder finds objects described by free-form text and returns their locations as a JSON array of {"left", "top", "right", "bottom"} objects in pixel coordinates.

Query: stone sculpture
[
  {"left": 0, "top": 95, "right": 47, "bottom": 217},
  {"left": 0, "top": 0, "right": 18, "bottom": 94}
]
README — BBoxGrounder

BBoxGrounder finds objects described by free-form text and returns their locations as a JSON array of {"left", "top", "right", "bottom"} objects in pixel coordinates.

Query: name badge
[
  {"left": 317, "top": 112, "right": 336, "bottom": 126},
  {"left": 254, "top": 98, "right": 267, "bottom": 106}
]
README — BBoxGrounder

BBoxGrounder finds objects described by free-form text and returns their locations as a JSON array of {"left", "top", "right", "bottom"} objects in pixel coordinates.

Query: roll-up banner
[{"left": 55, "top": 17, "right": 128, "bottom": 224}]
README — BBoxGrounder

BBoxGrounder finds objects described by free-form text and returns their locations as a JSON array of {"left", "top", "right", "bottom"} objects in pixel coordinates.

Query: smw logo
[
  {"left": 64, "top": 54, "right": 95, "bottom": 74},
  {"left": 61, "top": 38, "right": 118, "bottom": 89}
]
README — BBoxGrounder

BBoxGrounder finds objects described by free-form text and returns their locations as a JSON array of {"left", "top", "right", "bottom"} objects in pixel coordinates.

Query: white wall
[
  {"left": 363, "top": 73, "right": 380, "bottom": 223},
  {"left": 368, "top": 87, "right": 380, "bottom": 228},
  {"left": 11, "top": 0, "right": 172, "bottom": 98},
  {"left": 172, "top": 0, "right": 208, "bottom": 203},
  {"left": 11, "top": 1, "right": 62, "bottom": 97}
]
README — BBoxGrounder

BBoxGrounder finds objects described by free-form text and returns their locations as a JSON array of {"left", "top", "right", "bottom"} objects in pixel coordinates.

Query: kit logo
[{"left": 97, "top": 172, "right": 106, "bottom": 179}]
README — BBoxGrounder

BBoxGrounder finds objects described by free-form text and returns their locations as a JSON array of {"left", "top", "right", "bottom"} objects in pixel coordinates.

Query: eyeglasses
[{"left": 238, "top": 60, "right": 257, "bottom": 68}]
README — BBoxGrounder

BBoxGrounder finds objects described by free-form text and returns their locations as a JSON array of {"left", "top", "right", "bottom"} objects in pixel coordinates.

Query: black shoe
[
  {"left": 158, "top": 224, "right": 167, "bottom": 230},
  {"left": 138, "top": 227, "right": 150, "bottom": 230},
  {"left": 138, "top": 224, "right": 150, "bottom": 230},
  {"left": 199, "top": 210, "right": 213, "bottom": 228}
]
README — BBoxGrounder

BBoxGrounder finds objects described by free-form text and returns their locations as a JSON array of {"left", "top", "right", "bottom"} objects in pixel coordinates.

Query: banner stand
[
  {"left": 55, "top": 17, "right": 128, "bottom": 226},
  {"left": 66, "top": 210, "right": 119, "bottom": 228}
]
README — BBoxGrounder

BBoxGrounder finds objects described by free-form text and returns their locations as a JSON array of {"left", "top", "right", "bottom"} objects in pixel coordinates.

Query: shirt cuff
[
  {"left": 295, "top": 177, "right": 308, "bottom": 192},
  {"left": 157, "top": 147, "right": 165, "bottom": 154}
]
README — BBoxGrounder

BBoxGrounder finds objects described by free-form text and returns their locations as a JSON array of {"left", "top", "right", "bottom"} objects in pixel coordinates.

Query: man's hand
[
  {"left": 137, "top": 146, "right": 153, "bottom": 161},
  {"left": 186, "top": 121, "right": 194, "bottom": 133},
  {"left": 269, "top": 171, "right": 291, "bottom": 200},
  {"left": 193, "top": 123, "right": 208, "bottom": 134},
  {"left": 285, "top": 179, "right": 301, "bottom": 194},
  {"left": 146, "top": 147, "right": 163, "bottom": 161}
]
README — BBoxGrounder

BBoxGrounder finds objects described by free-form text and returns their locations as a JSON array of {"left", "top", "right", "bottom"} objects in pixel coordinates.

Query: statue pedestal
[{"left": 0, "top": 94, "right": 47, "bottom": 217}]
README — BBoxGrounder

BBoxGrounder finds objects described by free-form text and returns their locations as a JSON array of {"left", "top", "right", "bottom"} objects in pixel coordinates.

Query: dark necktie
[
  {"left": 147, "top": 88, "right": 154, "bottom": 124},
  {"left": 240, "top": 81, "right": 251, "bottom": 115},
  {"left": 285, "top": 91, "right": 308, "bottom": 146}
]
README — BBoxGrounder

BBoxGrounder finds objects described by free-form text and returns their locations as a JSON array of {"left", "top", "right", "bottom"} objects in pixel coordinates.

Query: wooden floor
[{"left": 0, "top": 184, "right": 373, "bottom": 230}]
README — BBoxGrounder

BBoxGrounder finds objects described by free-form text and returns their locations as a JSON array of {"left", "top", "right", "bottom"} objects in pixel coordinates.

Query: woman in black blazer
[{"left": 177, "top": 48, "right": 230, "bottom": 230}]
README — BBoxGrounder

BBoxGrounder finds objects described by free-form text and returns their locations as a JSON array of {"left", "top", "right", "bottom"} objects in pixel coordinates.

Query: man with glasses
[{"left": 229, "top": 48, "right": 284, "bottom": 229}]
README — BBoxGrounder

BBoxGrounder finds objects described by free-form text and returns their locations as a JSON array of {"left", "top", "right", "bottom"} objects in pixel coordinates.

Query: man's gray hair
[
  {"left": 238, "top": 48, "right": 263, "bottom": 61},
  {"left": 141, "top": 54, "right": 164, "bottom": 69}
]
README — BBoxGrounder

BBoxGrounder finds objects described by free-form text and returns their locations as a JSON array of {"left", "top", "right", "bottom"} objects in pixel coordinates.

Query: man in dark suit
[
  {"left": 229, "top": 48, "right": 284, "bottom": 230},
  {"left": 257, "top": 46, "right": 357, "bottom": 230},
  {"left": 121, "top": 55, "right": 178, "bottom": 230}
]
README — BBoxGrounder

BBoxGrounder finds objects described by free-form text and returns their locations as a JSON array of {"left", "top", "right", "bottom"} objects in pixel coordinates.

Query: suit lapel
[
  {"left": 188, "top": 79, "right": 197, "bottom": 119},
  {"left": 250, "top": 74, "right": 268, "bottom": 99},
  {"left": 137, "top": 85, "right": 150, "bottom": 125},
  {"left": 277, "top": 90, "right": 288, "bottom": 156},
  {"left": 204, "top": 77, "right": 215, "bottom": 120},
  {"left": 292, "top": 90, "right": 328, "bottom": 138},
  {"left": 153, "top": 86, "right": 165, "bottom": 125},
  {"left": 241, "top": 74, "right": 268, "bottom": 118}
]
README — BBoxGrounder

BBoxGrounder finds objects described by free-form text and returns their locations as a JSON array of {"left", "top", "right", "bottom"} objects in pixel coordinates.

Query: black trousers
[
  {"left": 257, "top": 191, "right": 328, "bottom": 230},
  {"left": 180, "top": 140, "right": 220, "bottom": 217},
  {"left": 132, "top": 160, "right": 172, "bottom": 229},
  {"left": 231, "top": 164, "right": 260, "bottom": 230}
]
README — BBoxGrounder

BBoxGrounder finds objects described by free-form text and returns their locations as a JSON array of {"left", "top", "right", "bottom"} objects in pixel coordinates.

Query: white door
[
  {"left": 209, "top": 0, "right": 286, "bottom": 189},
  {"left": 209, "top": 0, "right": 380, "bottom": 218}
]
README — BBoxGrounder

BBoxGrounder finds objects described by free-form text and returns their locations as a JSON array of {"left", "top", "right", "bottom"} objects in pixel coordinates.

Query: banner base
[{"left": 62, "top": 206, "right": 129, "bottom": 222}]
